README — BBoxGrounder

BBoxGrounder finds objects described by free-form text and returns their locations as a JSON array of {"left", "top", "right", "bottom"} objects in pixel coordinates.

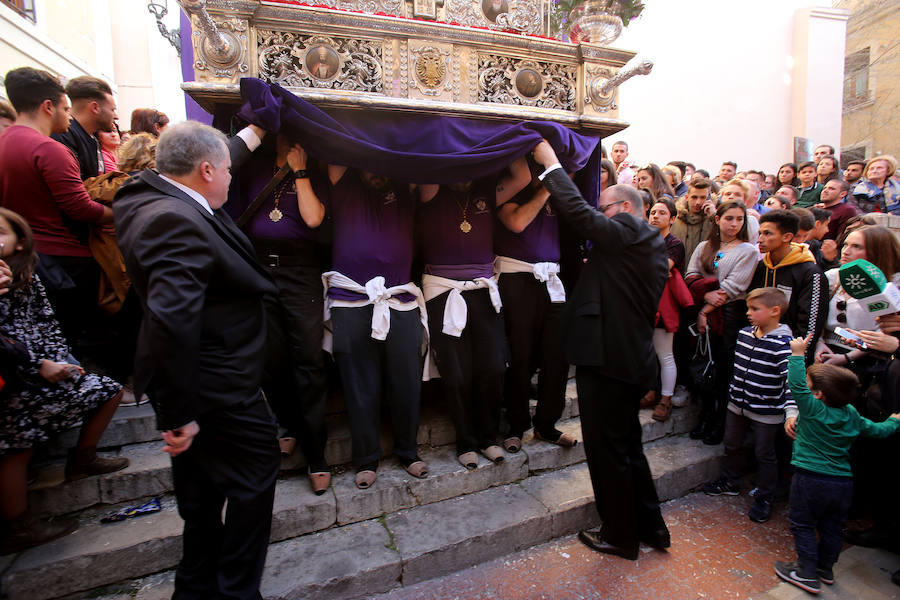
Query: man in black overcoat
[
  {"left": 533, "top": 140, "right": 671, "bottom": 560},
  {"left": 115, "top": 121, "right": 279, "bottom": 599}
]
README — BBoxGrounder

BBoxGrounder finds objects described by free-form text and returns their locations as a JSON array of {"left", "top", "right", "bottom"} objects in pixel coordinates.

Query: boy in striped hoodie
[{"left": 702, "top": 287, "right": 795, "bottom": 524}]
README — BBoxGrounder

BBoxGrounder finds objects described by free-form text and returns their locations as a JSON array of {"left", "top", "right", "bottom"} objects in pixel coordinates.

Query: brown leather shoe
[
  {"left": 640, "top": 390, "right": 658, "bottom": 409},
  {"left": 480, "top": 445, "right": 505, "bottom": 463},
  {"left": 65, "top": 447, "right": 129, "bottom": 481},
  {"left": 651, "top": 400, "right": 673, "bottom": 422},
  {"left": 309, "top": 471, "right": 331, "bottom": 495}
]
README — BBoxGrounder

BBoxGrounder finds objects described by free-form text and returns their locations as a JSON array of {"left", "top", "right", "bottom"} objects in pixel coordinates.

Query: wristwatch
[{"left": 293, "top": 169, "right": 309, "bottom": 179}]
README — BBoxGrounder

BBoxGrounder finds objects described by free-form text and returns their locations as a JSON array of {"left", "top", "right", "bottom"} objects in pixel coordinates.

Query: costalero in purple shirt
[
  {"left": 419, "top": 182, "right": 495, "bottom": 280},
  {"left": 329, "top": 169, "right": 415, "bottom": 301},
  {"left": 227, "top": 151, "right": 326, "bottom": 242},
  {"left": 493, "top": 184, "right": 561, "bottom": 264}
]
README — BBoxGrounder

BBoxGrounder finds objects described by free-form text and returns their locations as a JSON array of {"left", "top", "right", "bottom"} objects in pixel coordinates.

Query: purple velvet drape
[
  {"left": 236, "top": 78, "right": 602, "bottom": 203},
  {"left": 179, "top": 11, "right": 213, "bottom": 125}
]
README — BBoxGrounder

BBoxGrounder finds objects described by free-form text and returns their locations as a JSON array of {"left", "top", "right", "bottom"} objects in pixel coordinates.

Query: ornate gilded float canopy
[{"left": 179, "top": 0, "right": 646, "bottom": 136}]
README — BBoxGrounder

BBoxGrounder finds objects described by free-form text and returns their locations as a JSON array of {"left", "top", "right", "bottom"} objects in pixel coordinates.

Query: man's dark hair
[
  {"left": 815, "top": 144, "right": 835, "bottom": 155},
  {"left": 696, "top": 169, "right": 710, "bottom": 178},
  {"left": 778, "top": 185, "right": 799, "bottom": 202},
  {"left": 797, "top": 161, "right": 816, "bottom": 172},
  {"left": 688, "top": 178, "right": 712, "bottom": 192},
  {"left": 807, "top": 363, "right": 859, "bottom": 408},
  {"left": 3, "top": 67, "right": 65, "bottom": 113},
  {"left": 685, "top": 162, "right": 696, "bottom": 171},
  {"left": 667, "top": 160, "right": 687, "bottom": 178},
  {"left": 722, "top": 161, "right": 737, "bottom": 169},
  {"left": 810, "top": 207, "right": 831, "bottom": 224},
  {"left": 828, "top": 179, "right": 850, "bottom": 194},
  {"left": 759, "top": 209, "right": 799, "bottom": 235},
  {"left": 791, "top": 207, "right": 815, "bottom": 232},
  {"left": 847, "top": 159, "right": 866, "bottom": 169},
  {"left": 612, "top": 140, "right": 628, "bottom": 150},
  {"left": 64, "top": 76, "right": 112, "bottom": 103},
  {"left": 748, "top": 169, "right": 766, "bottom": 179}
]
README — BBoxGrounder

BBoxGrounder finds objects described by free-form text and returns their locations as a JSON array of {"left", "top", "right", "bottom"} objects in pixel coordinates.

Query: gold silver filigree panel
[
  {"left": 410, "top": 42, "right": 452, "bottom": 100},
  {"left": 478, "top": 55, "right": 576, "bottom": 111},
  {"left": 445, "top": 0, "right": 541, "bottom": 35},
  {"left": 257, "top": 31, "right": 383, "bottom": 93},
  {"left": 192, "top": 16, "right": 250, "bottom": 82}
]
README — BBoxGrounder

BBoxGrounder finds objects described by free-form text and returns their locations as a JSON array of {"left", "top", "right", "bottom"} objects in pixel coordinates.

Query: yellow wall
[{"left": 839, "top": 0, "right": 900, "bottom": 159}]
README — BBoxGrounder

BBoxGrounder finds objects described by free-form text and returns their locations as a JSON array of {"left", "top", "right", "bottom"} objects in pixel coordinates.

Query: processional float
[{"left": 175, "top": 0, "right": 651, "bottom": 139}]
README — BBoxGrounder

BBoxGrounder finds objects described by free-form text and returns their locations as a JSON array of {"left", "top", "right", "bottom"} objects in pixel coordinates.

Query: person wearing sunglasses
[{"left": 685, "top": 201, "right": 759, "bottom": 444}]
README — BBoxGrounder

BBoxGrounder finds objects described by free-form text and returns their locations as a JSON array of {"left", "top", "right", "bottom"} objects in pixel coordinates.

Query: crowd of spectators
[{"left": 2, "top": 64, "right": 900, "bottom": 593}]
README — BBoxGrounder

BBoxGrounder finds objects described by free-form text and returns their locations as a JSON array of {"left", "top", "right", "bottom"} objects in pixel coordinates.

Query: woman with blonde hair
[{"left": 852, "top": 155, "right": 900, "bottom": 214}]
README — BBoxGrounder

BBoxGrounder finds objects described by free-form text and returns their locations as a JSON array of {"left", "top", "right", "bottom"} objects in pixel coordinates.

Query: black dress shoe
[
  {"left": 639, "top": 527, "right": 671, "bottom": 550},
  {"left": 689, "top": 417, "right": 712, "bottom": 440},
  {"left": 703, "top": 425, "right": 724, "bottom": 445},
  {"left": 577, "top": 529, "right": 639, "bottom": 560}
]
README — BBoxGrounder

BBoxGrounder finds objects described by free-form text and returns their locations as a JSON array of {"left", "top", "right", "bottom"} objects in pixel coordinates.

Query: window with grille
[{"left": 843, "top": 47, "right": 870, "bottom": 108}]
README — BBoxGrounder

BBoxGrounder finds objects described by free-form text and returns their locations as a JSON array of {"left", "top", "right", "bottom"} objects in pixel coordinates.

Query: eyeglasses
[
  {"left": 599, "top": 200, "right": 626, "bottom": 213},
  {"left": 714, "top": 250, "right": 725, "bottom": 269},
  {"left": 836, "top": 299, "right": 847, "bottom": 323}
]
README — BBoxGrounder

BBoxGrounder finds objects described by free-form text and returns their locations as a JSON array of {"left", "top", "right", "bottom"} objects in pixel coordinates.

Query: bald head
[{"left": 604, "top": 184, "right": 645, "bottom": 218}]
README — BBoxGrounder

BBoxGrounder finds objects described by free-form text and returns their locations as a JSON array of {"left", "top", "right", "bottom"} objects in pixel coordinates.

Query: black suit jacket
[
  {"left": 543, "top": 169, "right": 668, "bottom": 385},
  {"left": 114, "top": 168, "right": 276, "bottom": 431}
]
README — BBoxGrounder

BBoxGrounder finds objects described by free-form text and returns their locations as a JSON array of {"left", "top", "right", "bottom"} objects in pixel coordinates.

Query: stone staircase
[{"left": 0, "top": 382, "right": 721, "bottom": 600}]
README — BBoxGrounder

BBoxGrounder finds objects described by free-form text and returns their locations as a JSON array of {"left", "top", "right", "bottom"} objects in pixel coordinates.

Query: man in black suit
[
  {"left": 533, "top": 140, "right": 670, "bottom": 560},
  {"left": 115, "top": 121, "right": 279, "bottom": 599}
]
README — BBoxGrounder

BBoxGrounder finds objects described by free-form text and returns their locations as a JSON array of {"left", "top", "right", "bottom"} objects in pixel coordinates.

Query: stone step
[
  {"left": 27, "top": 403, "right": 697, "bottom": 519},
  {"left": 42, "top": 380, "right": 583, "bottom": 458},
  {"left": 43, "top": 435, "right": 720, "bottom": 600}
]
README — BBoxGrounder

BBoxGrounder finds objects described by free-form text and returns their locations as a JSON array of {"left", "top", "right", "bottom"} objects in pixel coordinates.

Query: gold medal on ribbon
[
  {"left": 269, "top": 208, "right": 283, "bottom": 222},
  {"left": 460, "top": 219, "right": 472, "bottom": 233}
]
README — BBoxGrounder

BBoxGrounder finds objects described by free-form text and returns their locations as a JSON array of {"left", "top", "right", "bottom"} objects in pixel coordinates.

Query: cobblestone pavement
[{"left": 374, "top": 492, "right": 900, "bottom": 600}]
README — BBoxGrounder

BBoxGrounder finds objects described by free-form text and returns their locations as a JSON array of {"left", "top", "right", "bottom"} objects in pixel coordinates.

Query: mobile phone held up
[{"left": 834, "top": 326, "right": 868, "bottom": 350}]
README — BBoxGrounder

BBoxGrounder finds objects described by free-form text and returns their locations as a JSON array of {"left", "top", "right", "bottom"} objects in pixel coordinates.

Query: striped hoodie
[{"left": 728, "top": 324, "right": 797, "bottom": 424}]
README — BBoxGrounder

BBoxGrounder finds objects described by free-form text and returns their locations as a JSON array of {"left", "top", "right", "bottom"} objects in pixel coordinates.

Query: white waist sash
[
  {"left": 422, "top": 274, "right": 502, "bottom": 337},
  {"left": 494, "top": 255, "right": 566, "bottom": 303}
]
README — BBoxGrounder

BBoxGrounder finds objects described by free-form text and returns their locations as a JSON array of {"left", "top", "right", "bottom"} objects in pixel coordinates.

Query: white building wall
[{"left": 610, "top": 0, "right": 848, "bottom": 176}]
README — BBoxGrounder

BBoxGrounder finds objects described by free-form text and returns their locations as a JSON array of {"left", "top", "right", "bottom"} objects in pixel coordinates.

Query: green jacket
[
  {"left": 788, "top": 356, "right": 900, "bottom": 477},
  {"left": 796, "top": 183, "right": 824, "bottom": 208}
]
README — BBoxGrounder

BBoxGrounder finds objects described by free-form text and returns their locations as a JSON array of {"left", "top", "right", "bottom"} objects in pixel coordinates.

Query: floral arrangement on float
[{"left": 553, "top": 0, "right": 645, "bottom": 44}]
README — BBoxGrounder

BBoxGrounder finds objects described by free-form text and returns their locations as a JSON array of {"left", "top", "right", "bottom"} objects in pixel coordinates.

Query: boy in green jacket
[{"left": 775, "top": 335, "right": 900, "bottom": 594}]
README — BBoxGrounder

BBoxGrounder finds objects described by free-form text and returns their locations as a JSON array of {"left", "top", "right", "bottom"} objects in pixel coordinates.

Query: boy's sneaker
[
  {"left": 774, "top": 561, "right": 820, "bottom": 594},
  {"left": 748, "top": 498, "right": 772, "bottom": 523},
  {"left": 817, "top": 566, "right": 834, "bottom": 585},
  {"left": 703, "top": 477, "right": 740, "bottom": 496}
]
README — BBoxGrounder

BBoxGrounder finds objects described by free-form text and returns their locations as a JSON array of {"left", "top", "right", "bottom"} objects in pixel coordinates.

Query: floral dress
[{"left": 0, "top": 275, "right": 121, "bottom": 455}]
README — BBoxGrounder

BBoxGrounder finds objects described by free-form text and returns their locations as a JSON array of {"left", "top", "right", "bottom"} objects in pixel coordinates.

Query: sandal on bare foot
[
  {"left": 651, "top": 400, "right": 672, "bottom": 422},
  {"left": 309, "top": 471, "right": 331, "bottom": 495},
  {"left": 503, "top": 436, "right": 522, "bottom": 453},
  {"left": 534, "top": 430, "right": 578, "bottom": 447},
  {"left": 480, "top": 445, "right": 505, "bottom": 463},
  {"left": 458, "top": 451, "right": 479, "bottom": 470},
  {"left": 640, "top": 390, "right": 658, "bottom": 409},
  {"left": 355, "top": 469, "right": 376, "bottom": 489},
  {"left": 278, "top": 437, "right": 297, "bottom": 457},
  {"left": 404, "top": 460, "right": 429, "bottom": 479}
]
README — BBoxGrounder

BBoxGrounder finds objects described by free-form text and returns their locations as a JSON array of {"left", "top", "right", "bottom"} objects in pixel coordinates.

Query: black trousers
[
  {"left": 331, "top": 305, "right": 422, "bottom": 466},
  {"left": 721, "top": 411, "right": 781, "bottom": 501},
  {"left": 260, "top": 263, "right": 329, "bottom": 471},
  {"left": 499, "top": 273, "right": 568, "bottom": 439},
  {"left": 576, "top": 367, "right": 665, "bottom": 550},
  {"left": 171, "top": 394, "right": 280, "bottom": 600},
  {"left": 701, "top": 300, "right": 746, "bottom": 428},
  {"left": 427, "top": 288, "right": 507, "bottom": 454}
]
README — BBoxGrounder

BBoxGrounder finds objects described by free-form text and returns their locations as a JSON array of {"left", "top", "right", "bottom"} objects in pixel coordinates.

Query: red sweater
[{"left": 0, "top": 125, "right": 105, "bottom": 256}]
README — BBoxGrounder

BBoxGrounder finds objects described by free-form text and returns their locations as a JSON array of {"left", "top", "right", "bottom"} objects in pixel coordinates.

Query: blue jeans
[{"left": 789, "top": 469, "right": 853, "bottom": 578}]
